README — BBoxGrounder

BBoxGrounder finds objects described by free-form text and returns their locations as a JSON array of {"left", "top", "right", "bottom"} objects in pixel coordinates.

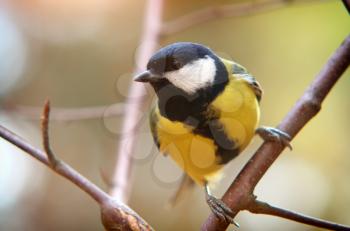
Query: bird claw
[
  {"left": 206, "top": 194, "right": 240, "bottom": 227},
  {"left": 256, "top": 126, "right": 292, "bottom": 150}
]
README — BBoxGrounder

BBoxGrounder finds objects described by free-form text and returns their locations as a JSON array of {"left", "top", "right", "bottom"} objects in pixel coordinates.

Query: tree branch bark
[
  {"left": 0, "top": 123, "right": 107, "bottom": 204},
  {"left": 0, "top": 103, "right": 154, "bottom": 231},
  {"left": 247, "top": 200, "right": 350, "bottom": 230},
  {"left": 202, "top": 34, "right": 350, "bottom": 231}
]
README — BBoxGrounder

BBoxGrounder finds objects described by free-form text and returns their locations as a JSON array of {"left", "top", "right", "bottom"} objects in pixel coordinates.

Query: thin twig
[
  {"left": 0, "top": 121, "right": 108, "bottom": 204},
  {"left": 0, "top": 102, "right": 154, "bottom": 230},
  {"left": 41, "top": 99, "right": 58, "bottom": 167},
  {"left": 202, "top": 34, "right": 350, "bottom": 230},
  {"left": 160, "top": 0, "right": 316, "bottom": 36},
  {"left": 5, "top": 103, "right": 124, "bottom": 121},
  {"left": 109, "top": 0, "right": 163, "bottom": 203},
  {"left": 247, "top": 200, "right": 350, "bottom": 231}
]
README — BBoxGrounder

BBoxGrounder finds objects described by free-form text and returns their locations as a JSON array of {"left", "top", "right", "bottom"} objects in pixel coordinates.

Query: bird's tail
[{"left": 167, "top": 174, "right": 195, "bottom": 208}]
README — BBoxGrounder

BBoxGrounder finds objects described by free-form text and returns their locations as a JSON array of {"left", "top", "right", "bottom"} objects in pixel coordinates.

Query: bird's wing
[
  {"left": 232, "top": 62, "right": 263, "bottom": 102},
  {"left": 149, "top": 105, "right": 161, "bottom": 150}
]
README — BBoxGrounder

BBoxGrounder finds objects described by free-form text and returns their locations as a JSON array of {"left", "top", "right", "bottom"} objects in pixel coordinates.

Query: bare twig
[
  {"left": 109, "top": 0, "right": 163, "bottom": 203},
  {"left": 41, "top": 100, "right": 59, "bottom": 167},
  {"left": 0, "top": 102, "right": 154, "bottom": 230},
  {"left": 5, "top": 103, "right": 124, "bottom": 121},
  {"left": 247, "top": 200, "right": 350, "bottom": 230},
  {"left": 160, "top": 0, "right": 316, "bottom": 36},
  {"left": 202, "top": 34, "right": 350, "bottom": 230},
  {"left": 0, "top": 121, "right": 107, "bottom": 204}
]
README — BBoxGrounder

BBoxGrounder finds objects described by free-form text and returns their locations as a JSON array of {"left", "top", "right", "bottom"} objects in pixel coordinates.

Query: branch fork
[
  {"left": 202, "top": 34, "right": 350, "bottom": 231},
  {"left": 41, "top": 100, "right": 60, "bottom": 169}
]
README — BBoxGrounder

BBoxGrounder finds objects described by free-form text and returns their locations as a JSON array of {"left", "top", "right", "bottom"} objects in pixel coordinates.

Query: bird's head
[{"left": 134, "top": 42, "right": 228, "bottom": 95}]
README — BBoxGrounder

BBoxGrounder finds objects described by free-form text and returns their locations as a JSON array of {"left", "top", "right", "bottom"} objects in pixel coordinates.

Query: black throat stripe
[
  {"left": 184, "top": 107, "right": 240, "bottom": 165},
  {"left": 154, "top": 84, "right": 240, "bottom": 164}
]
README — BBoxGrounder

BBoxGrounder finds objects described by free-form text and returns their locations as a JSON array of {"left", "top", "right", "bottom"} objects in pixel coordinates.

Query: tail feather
[{"left": 167, "top": 174, "right": 195, "bottom": 208}]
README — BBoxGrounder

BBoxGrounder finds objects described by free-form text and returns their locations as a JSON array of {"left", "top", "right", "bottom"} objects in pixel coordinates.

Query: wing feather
[
  {"left": 232, "top": 62, "right": 263, "bottom": 102},
  {"left": 149, "top": 106, "right": 160, "bottom": 149}
]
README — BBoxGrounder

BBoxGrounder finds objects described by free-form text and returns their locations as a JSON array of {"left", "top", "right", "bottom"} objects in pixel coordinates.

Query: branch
[
  {"left": 5, "top": 103, "right": 124, "bottom": 121},
  {"left": 247, "top": 199, "right": 350, "bottom": 230},
  {"left": 0, "top": 103, "right": 154, "bottom": 231},
  {"left": 109, "top": 0, "right": 163, "bottom": 202},
  {"left": 160, "top": 0, "right": 315, "bottom": 36},
  {"left": 202, "top": 34, "right": 350, "bottom": 230},
  {"left": 41, "top": 100, "right": 59, "bottom": 166}
]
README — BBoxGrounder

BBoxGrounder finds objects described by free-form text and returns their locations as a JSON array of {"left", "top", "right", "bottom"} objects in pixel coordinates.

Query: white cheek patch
[{"left": 164, "top": 56, "right": 217, "bottom": 94}]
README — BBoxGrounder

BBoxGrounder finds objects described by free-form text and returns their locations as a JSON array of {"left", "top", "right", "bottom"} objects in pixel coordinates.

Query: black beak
[{"left": 134, "top": 70, "right": 162, "bottom": 82}]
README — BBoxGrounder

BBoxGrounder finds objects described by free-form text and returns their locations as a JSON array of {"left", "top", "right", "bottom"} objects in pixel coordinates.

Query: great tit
[{"left": 134, "top": 42, "right": 291, "bottom": 226}]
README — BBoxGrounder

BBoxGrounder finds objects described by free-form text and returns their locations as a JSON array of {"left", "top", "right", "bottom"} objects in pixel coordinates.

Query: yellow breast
[{"left": 156, "top": 77, "right": 260, "bottom": 185}]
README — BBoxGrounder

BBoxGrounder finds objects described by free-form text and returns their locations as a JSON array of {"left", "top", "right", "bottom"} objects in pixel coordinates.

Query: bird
[{"left": 134, "top": 42, "right": 291, "bottom": 226}]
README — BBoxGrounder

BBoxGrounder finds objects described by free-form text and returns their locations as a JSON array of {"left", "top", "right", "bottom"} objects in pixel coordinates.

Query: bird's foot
[
  {"left": 256, "top": 126, "right": 292, "bottom": 150},
  {"left": 205, "top": 185, "right": 239, "bottom": 227}
]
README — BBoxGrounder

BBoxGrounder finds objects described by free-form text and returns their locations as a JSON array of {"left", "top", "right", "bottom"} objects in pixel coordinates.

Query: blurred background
[{"left": 0, "top": 0, "right": 349, "bottom": 230}]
